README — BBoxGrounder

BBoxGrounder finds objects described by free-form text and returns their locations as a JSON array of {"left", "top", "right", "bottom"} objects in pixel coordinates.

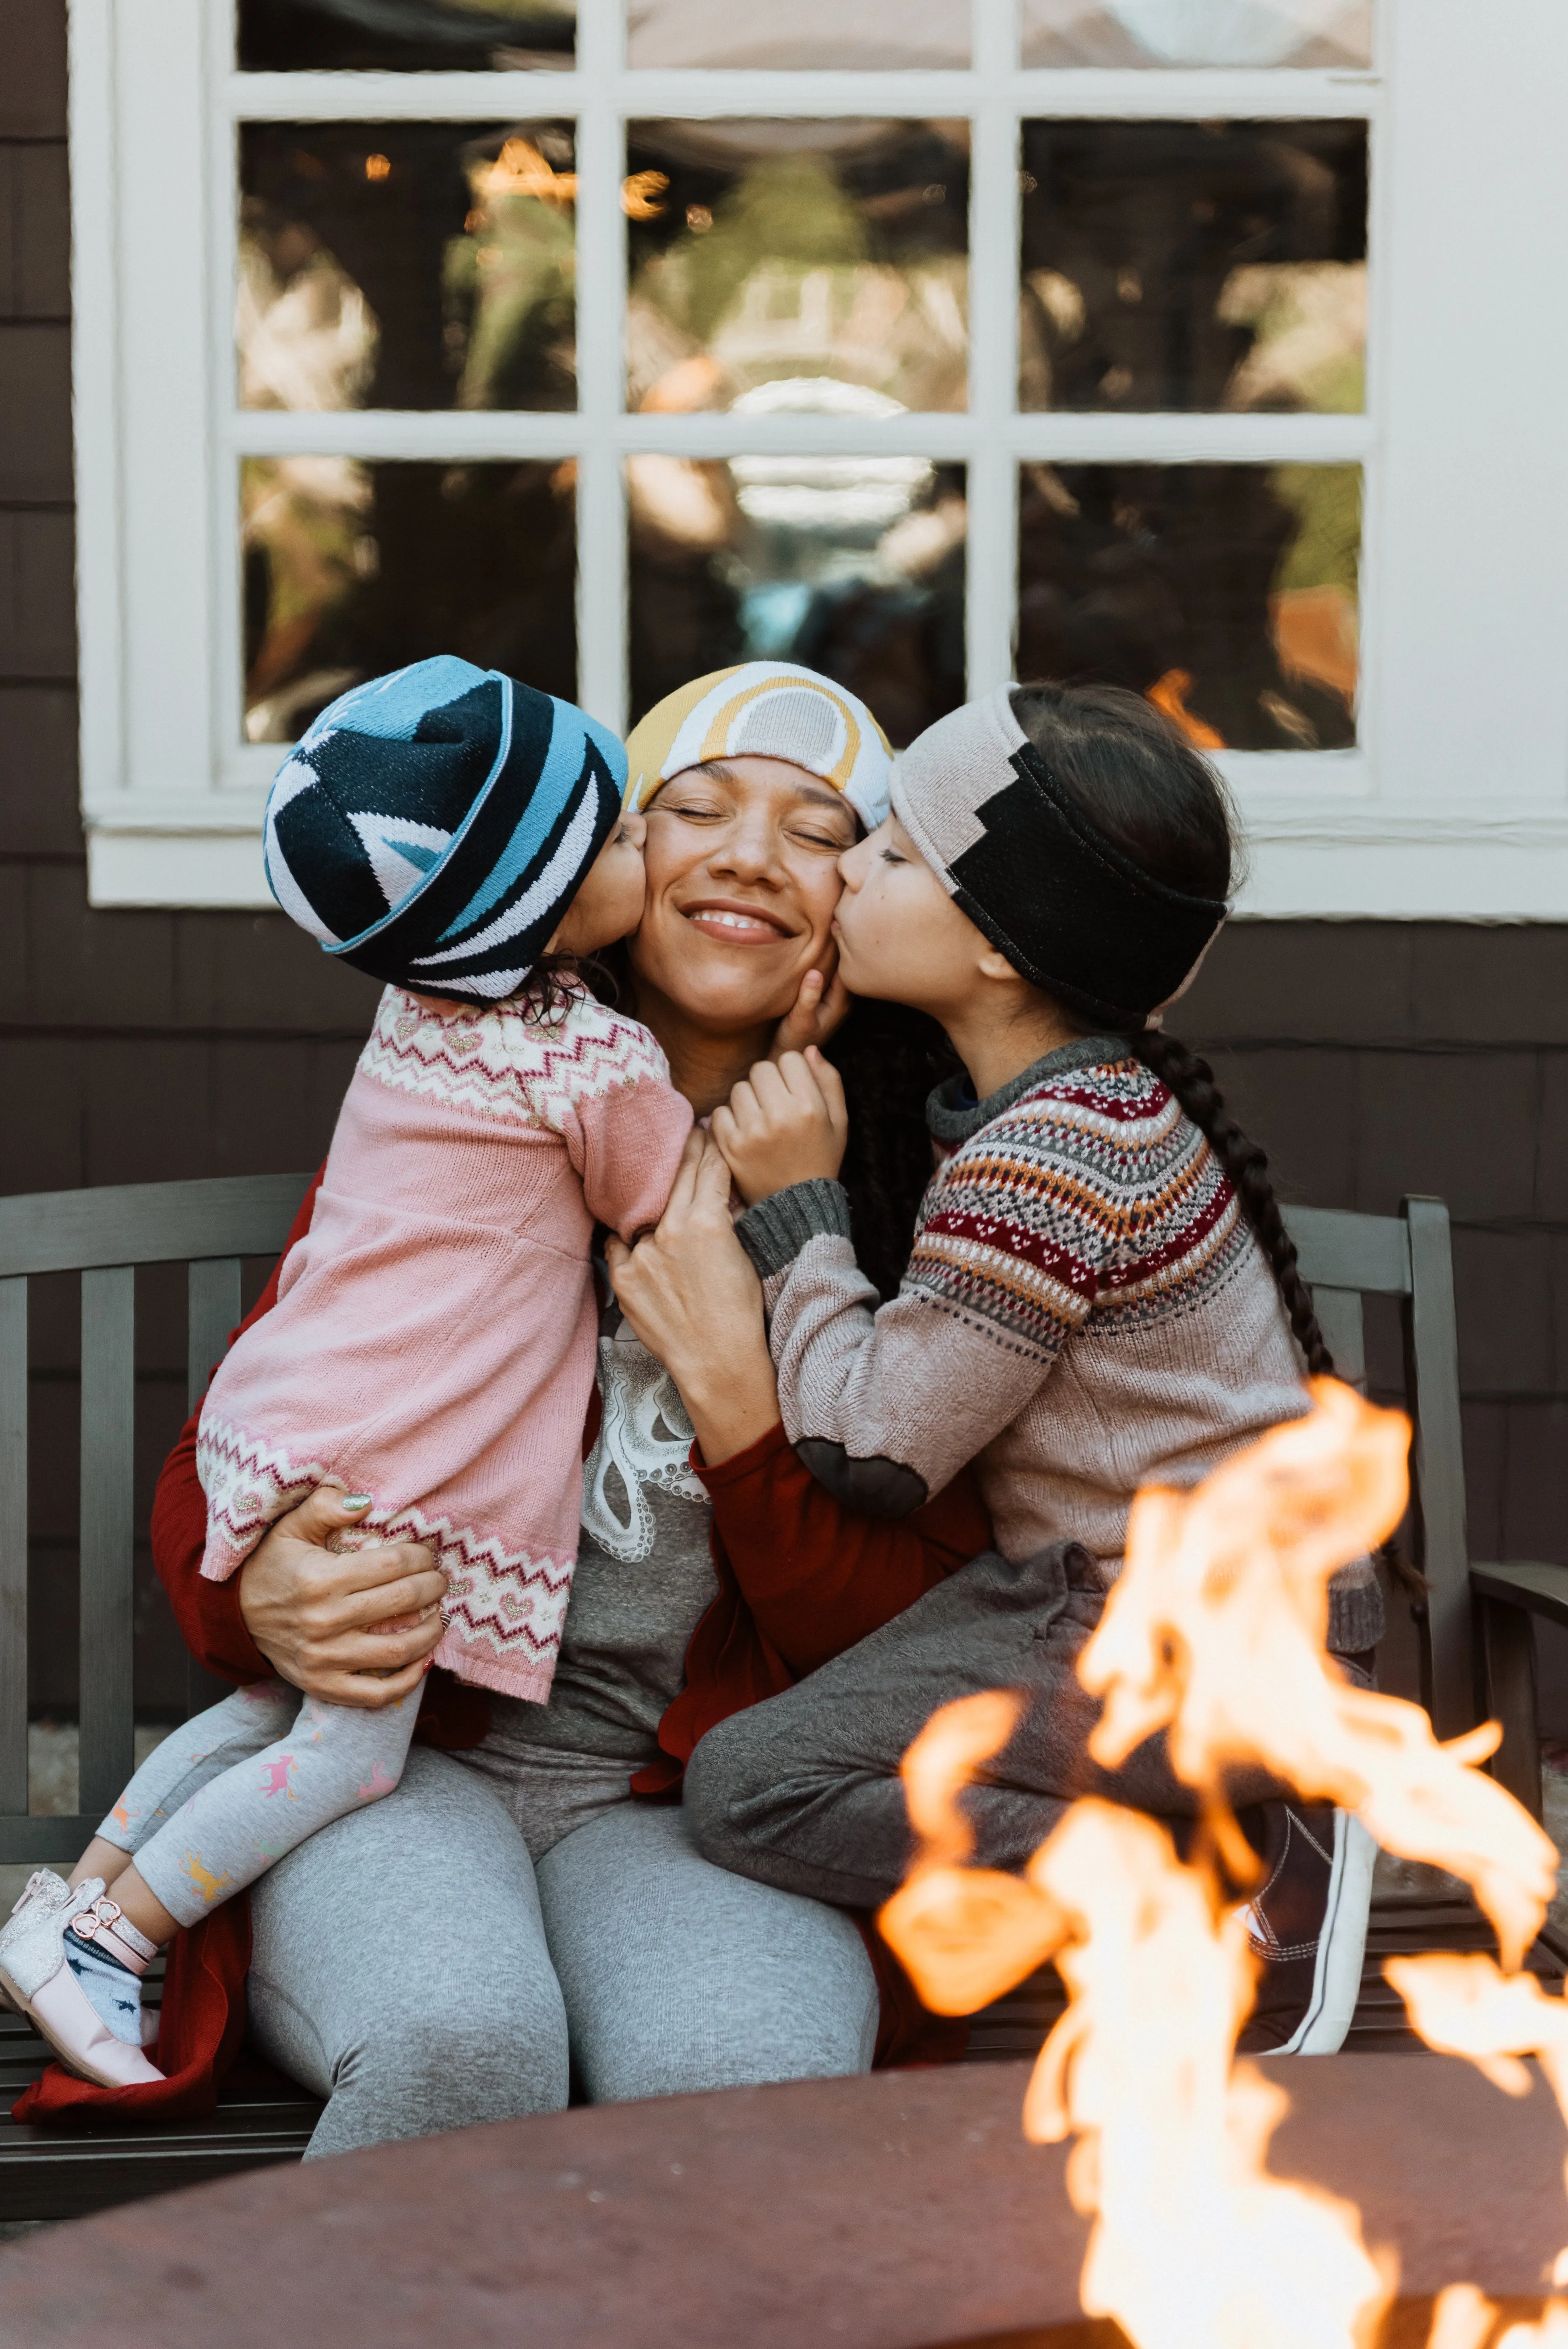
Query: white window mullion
[
  {"left": 209, "top": 0, "right": 246, "bottom": 781},
  {"left": 573, "top": 0, "right": 629, "bottom": 734},
  {"left": 965, "top": 0, "right": 1020, "bottom": 696}
]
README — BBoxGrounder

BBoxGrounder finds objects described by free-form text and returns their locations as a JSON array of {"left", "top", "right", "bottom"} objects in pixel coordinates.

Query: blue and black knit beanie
[{"left": 263, "top": 656, "right": 628, "bottom": 1000}]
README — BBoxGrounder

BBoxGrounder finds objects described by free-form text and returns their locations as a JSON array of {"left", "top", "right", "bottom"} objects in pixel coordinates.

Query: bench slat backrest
[
  {"left": 1283, "top": 1196, "right": 1471, "bottom": 1740},
  {"left": 0, "top": 1174, "right": 314, "bottom": 1863}
]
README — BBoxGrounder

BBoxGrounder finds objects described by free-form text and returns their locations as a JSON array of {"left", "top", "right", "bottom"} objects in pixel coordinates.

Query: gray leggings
[
  {"left": 97, "top": 1680, "right": 415, "bottom": 1930},
  {"left": 243, "top": 1745, "right": 879, "bottom": 2159}
]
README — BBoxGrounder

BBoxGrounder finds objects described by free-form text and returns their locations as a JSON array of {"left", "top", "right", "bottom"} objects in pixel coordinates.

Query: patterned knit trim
[
  {"left": 357, "top": 985, "right": 671, "bottom": 1134},
  {"left": 196, "top": 1420, "right": 328, "bottom": 1578},
  {"left": 197, "top": 1416, "right": 576, "bottom": 1696},
  {"left": 904, "top": 1056, "right": 1246, "bottom": 1360},
  {"left": 920, "top": 1208, "right": 1101, "bottom": 1301}
]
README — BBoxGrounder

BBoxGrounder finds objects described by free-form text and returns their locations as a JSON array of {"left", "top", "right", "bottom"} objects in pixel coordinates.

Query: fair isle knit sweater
[
  {"left": 740, "top": 1035, "right": 1382, "bottom": 1654},
  {"left": 194, "top": 984, "right": 693, "bottom": 1702}
]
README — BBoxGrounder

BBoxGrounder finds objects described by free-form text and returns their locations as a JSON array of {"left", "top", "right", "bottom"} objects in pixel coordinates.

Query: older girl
[{"left": 633, "top": 684, "right": 1384, "bottom": 2059}]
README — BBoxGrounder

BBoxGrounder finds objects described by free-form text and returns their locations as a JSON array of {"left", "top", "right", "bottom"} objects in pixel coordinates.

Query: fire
[{"left": 878, "top": 1380, "right": 1566, "bottom": 2349}]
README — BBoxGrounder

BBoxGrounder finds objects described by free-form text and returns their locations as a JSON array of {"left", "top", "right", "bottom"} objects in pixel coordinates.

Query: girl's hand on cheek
[
  {"left": 712, "top": 1049, "right": 849, "bottom": 1206},
  {"left": 769, "top": 961, "right": 851, "bottom": 1061}
]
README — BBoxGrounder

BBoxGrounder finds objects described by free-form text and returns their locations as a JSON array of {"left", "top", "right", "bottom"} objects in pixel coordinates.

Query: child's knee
[
  {"left": 352, "top": 1747, "right": 407, "bottom": 1806},
  {"left": 187, "top": 1678, "right": 297, "bottom": 1758}
]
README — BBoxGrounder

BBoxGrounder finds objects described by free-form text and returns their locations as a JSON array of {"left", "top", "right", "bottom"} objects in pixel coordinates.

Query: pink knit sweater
[{"left": 194, "top": 984, "right": 693, "bottom": 1702}]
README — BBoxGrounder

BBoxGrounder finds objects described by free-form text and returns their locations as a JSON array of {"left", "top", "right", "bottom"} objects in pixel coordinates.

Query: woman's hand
[
  {"left": 238, "top": 1485, "right": 448, "bottom": 1708},
  {"left": 711, "top": 1048, "right": 849, "bottom": 1207},
  {"left": 769, "top": 962, "right": 851, "bottom": 1061},
  {"left": 605, "top": 1130, "right": 781, "bottom": 1466}
]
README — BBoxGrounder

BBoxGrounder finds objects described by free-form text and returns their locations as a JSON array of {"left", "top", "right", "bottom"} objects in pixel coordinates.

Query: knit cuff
[{"left": 735, "top": 1180, "right": 853, "bottom": 1278}]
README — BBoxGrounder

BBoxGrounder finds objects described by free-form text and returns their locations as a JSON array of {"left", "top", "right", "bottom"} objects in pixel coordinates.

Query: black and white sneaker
[{"left": 1235, "top": 1802, "right": 1376, "bottom": 2056}]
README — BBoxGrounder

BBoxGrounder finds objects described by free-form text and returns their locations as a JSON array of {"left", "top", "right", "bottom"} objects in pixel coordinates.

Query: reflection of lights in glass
[
  {"left": 364, "top": 153, "right": 390, "bottom": 182},
  {"left": 622, "top": 170, "right": 669, "bottom": 220},
  {"left": 686, "top": 203, "right": 713, "bottom": 234},
  {"left": 481, "top": 137, "right": 576, "bottom": 203},
  {"left": 727, "top": 379, "right": 932, "bottom": 530},
  {"left": 1108, "top": 0, "right": 1363, "bottom": 64}
]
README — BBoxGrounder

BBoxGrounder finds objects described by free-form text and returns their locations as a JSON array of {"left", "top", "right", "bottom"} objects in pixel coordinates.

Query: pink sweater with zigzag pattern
[{"left": 195, "top": 984, "right": 693, "bottom": 1702}]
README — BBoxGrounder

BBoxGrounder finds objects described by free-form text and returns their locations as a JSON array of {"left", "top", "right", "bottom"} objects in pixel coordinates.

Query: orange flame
[{"left": 879, "top": 1380, "right": 1566, "bottom": 2349}]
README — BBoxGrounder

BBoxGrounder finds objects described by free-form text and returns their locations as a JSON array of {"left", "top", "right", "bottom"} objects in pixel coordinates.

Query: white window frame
[{"left": 68, "top": 0, "right": 1568, "bottom": 916}]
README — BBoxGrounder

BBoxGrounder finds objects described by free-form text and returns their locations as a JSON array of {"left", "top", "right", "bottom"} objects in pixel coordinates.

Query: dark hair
[
  {"left": 1010, "top": 681, "right": 1423, "bottom": 1603},
  {"left": 1009, "top": 681, "right": 1329, "bottom": 1376},
  {"left": 511, "top": 950, "right": 614, "bottom": 1019},
  {"left": 583, "top": 940, "right": 955, "bottom": 1303}
]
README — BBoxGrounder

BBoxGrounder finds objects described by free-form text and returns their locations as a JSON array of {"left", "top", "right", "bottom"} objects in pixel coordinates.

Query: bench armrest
[{"left": 1470, "top": 1561, "right": 1568, "bottom": 1634}]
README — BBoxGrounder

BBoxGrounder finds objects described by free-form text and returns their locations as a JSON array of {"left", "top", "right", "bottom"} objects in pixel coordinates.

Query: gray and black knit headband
[{"left": 889, "top": 686, "right": 1228, "bottom": 1032}]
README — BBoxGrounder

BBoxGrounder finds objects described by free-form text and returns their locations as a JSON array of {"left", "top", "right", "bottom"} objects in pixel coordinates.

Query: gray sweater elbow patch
[
  {"left": 793, "top": 1436, "right": 929, "bottom": 1519},
  {"left": 735, "top": 1179, "right": 853, "bottom": 1279}
]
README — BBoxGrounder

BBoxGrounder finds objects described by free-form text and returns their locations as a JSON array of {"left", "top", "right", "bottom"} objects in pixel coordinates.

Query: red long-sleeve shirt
[{"left": 31, "top": 1168, "right": 990, "bottom": 2124}]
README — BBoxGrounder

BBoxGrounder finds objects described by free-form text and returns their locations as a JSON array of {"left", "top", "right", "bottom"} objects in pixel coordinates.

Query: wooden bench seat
[{"left": 0, "top": 2010, "right": 323, "bottom": 2222}]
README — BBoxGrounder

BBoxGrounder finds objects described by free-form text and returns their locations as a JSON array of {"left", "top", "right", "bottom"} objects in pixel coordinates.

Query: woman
[{"left": 135, "top": 663, "right": 990, "bottom": 2158}]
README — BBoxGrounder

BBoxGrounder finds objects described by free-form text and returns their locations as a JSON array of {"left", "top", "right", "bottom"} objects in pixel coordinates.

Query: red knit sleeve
[
  {"left": 696, "top": 1423, "right": 992, "bottom": 1679},
  {"left": 150, "top": 1167, "right": 326, "bottom": 1684}
]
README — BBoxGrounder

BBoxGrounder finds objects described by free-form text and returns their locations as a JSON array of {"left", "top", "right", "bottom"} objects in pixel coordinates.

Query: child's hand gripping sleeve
[{"left": 737, "top": 1151, "right": 1097, "bottom": 1517}]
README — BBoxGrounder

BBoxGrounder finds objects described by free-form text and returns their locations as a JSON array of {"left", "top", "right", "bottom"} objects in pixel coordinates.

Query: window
[{"left": 71, "top": 0, "right": 1568, "bottom": 914}]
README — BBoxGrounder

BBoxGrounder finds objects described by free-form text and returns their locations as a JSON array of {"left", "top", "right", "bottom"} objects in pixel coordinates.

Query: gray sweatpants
[
  {"left": 97, "top": 1679, "right": 416, "bottom": 1930},
  {"left": 242, "top": 1745, "right": 879, "bottom": 2158},
  {"left": 683, "top": 1540, "right": 1295, "bottom": 1911}
]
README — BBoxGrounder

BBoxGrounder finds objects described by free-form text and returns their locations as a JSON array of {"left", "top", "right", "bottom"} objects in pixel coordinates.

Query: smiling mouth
[{"left": 681, "top": 903, "right": 795, "bottom": 945}]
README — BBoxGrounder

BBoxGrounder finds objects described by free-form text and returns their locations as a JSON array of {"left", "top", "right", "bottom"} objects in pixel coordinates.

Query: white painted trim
[
  {"left": 222, "top": 67, "right": 1379, "bottom": 122},
  {"left": 87, "top": 825, "right": 274, "bottom": 908},
  {"left": 76, "top": 0, "right": 1568, "bottom": 923},
  {"left": 226, "top": 408, "right": 1371, "bottom": 463},
  {"left": 572, "top": 0, "right": 629, "bottom": 732},
  {"left": 68, "top": 0, "right": 124, "bottom": 810}
]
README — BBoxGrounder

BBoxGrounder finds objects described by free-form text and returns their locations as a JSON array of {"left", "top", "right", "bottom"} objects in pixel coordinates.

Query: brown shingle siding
[
  {"left": 0, "top": 0, "right": 66, "bottom": 141},
  {"left": 0, "top": 140, "right": 70, "bottom": 318},
  {"left": 0, "top": 506, "right": 74, "bottom": 676}
]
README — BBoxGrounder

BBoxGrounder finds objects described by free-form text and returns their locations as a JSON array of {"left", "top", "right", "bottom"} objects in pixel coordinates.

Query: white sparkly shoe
[
  {"left": 0, "top": 1869, "right": 75, "bottom": 2012},
  {"left": 0, "top": 1877, "right": 164, "bottom": 2088}
]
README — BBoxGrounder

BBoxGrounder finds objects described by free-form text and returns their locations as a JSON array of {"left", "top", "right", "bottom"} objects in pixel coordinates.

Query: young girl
[
  {"left": 0, "top": 655, "right": 693, "bottom": 2088},
  {"left": 680, "top": 681, "right": 1382, "bottom": 2056}
]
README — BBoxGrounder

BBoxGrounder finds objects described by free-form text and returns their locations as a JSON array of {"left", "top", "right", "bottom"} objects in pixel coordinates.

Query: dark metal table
[{"left": 0, "top": 2055, "right": 1561, "bottom": 2348}]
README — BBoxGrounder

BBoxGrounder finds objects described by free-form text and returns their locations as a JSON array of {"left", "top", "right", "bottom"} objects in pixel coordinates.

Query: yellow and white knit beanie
[{"left": 623, "top": 663, "right": 892, "bottom": 835}]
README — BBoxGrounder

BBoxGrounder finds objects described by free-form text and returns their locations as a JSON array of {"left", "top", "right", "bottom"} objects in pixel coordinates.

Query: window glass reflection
[
  {"left": 625, "top": 122, "right": 969, "bottom": 417},
  {"left": 1016, "top": 462, "right": 1359, "bottom": 751},
  {"left": 626, "top": 0, "right": 967, "bottom": 68},
  {"left": 242, "top": 458, "right": 576, "bottom": 743},
  {"left": 1021, "top": 0, "right": 1370, "bottom": 67},
  {"left": 238, "top": 0, "right": 573, "bottom": 70},
  {"left": 1020, "top": 121, "right": 1365, "bottom": 413},
  {"left": 628, "top": 456, "right": 965, "bottom": 749},
  {"left": 239, "top": 124, "right": 576, "bottom": 413}
]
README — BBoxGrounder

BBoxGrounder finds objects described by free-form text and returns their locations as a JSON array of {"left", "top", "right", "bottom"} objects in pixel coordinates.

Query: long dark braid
[
  {"left": 1132, "top": 1027, "right": 1333, "bottom": 1377},
  {"left": 1011, "top": 682, "right": 1424, "bottom": 1601}
]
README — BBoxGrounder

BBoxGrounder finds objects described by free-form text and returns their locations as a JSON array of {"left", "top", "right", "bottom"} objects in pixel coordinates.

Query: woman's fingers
[
  {"left": 813, "top": 966, "right": 852, "bottom": 1044},
  {"left": 335, "top": 1565, "right": 447, "bottom": 1631},
  {"left": 692, "top": 1128, "right": 739, "bottom": 1213},
  {"left": 771, "top": 965, "right": 827, "bottom": 1060},
  {"left": 313, "top": 1655, "right": 432, "bottom": 1709}
]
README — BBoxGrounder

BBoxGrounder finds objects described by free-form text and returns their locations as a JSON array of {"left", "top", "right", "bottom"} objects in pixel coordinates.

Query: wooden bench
[
  {"left": 0, "top": 1173, "right": 325, "bottom": 2219},
  {"left": 2, "top": 1178, "right": 1564, "bottom": 2209}
]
